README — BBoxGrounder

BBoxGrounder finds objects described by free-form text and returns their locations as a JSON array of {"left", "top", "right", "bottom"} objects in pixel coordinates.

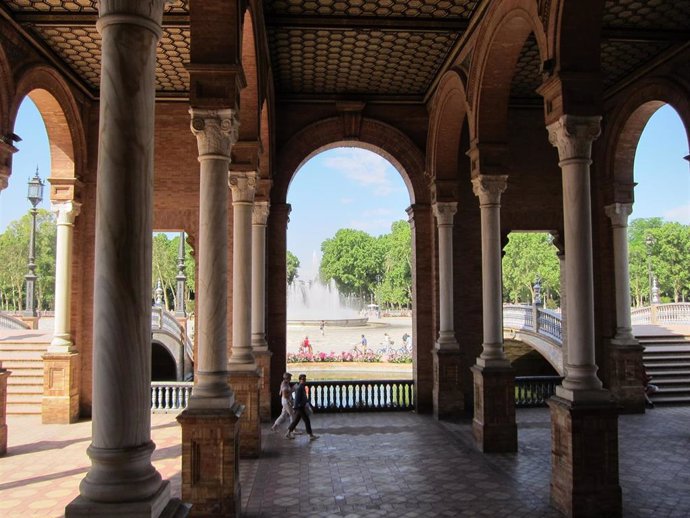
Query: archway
[{"left": 151, "top": 341, "right": 178, "bottom": 381}]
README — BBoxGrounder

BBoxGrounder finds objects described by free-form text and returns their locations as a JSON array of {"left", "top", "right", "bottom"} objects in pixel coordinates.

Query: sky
[{"left": 1, "top": 100, "right": 688, "bottom": 280}]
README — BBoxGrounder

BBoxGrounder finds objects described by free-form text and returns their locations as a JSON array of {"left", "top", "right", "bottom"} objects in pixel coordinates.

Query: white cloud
[
  {"left": 663, "top": 203, "right": 690, "bottom": 224},
  {"left": 323, "top": 148, "right": 394, "bottom": 196}
]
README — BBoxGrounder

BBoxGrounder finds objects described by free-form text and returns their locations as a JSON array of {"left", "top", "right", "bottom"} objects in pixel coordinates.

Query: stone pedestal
[
  {"left": 229, "top": 370, "right": 262, "bottom": 458},
  {"left": 20, "top": 316, "right": 39, "bottom": 330},
  {"left": 177, "top": 407, "right": 243, "bottom": 518},
  {"left": 42, "top": 352, "right": 80, "bottom": 424},
  {"left": 254, "top": 350, "right": 272, "bottom": 422},
  {"left": 0, "top": 366, "right": 9, "bottom": 456},
  {"left": 606, "top": 341, "right": 645, "bottom": 414},
  {"left": 471, "top": 365, "right": 517, "bottom": 453},
  {"left": 548, "top": 396, "right": 621, "bottom": 518},
  {"left": 433, "top": 349, "right": 464, "bottom": 419}
]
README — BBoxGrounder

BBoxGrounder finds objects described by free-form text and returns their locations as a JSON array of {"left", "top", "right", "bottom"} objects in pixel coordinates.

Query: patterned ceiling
[{"left": 1, "top": 0, "right": 688, "bottom": 101}]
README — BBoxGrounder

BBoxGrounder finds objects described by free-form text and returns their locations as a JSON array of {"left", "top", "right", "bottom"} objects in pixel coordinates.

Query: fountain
[{"left": 287, "top": 279, "right": 368, "bottom": 327}]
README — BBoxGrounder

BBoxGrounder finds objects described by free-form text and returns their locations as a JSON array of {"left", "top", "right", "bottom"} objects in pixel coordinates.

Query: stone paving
[{"left": 2, "top": 406, "right": 689, "bottom": 517}]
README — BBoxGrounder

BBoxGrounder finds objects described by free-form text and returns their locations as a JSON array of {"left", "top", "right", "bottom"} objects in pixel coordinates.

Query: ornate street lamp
[
  {"left": 154, "top": 278, "right": 164, "bottom": 307},
  {"left": 175, "top": 231, "right": 187, "bottom": 317},
  {"left": 645, "top": 235, "right": 656, "bottom": 306},
  {"left": 23, "top": 167, "right": 44, "bottom": 317},
  {"left": 533, "top": 277, "right": 543, "bottom": 307}
]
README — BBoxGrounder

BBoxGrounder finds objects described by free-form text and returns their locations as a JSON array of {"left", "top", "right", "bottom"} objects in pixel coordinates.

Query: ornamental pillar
[
  {"left": 470, "top": 175, "right": 516, "bottom": 452},
  {"left": 66, "top": 2, "right": 187, "bottom": 515},
  {"left": 42, "top": 201, "right": 81, "bottom": 424},
  {"left": 251, "top": 201, "right": 272, "bottom": 422},
  {"left": 546, "top": 115, "right": 621, "bottom": 517},
  {"left": 605, "top": 203, "right": 645, "bottom": 413},
  {"left": 228, "top": 171, "right": 262, "bottom": 458},
  {"left": 177, "top": 109, "right": 243, "bottom": 517}
]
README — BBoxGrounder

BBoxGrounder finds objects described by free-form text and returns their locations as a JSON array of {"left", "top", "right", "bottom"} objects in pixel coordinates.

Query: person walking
[
  {"left": 271, "top": 372, "right": 295, "bottom": 432},
  {"left": 286, "top": 373, "right": 318, "bottom": 440}
]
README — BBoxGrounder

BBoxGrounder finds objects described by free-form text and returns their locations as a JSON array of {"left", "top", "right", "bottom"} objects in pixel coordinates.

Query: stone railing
[
  {"left": 0, "top": 312, "right": 30, "bottom": 330},
  {"left": 151, "top": 306, "right": 194, "bottom": 362},
  {"left": 306, "top": 379, "right": 415, "bottom": 412},
  {"left": 515, "top": 376, "right": 562, "bottom": 407},
  {"left": 631, "top": 303, "right": 690, "bottom": 325},
  {"left": 503, "top": 304, "right": 562, "bottom": 345},
  {"left": 151, "top": 381, "right": 193, "bottom": 413}
]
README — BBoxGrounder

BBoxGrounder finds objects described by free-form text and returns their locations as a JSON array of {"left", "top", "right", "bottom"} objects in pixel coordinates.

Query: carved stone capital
[
  {"left": 604, "top": 203, "right": 632, "bottom": 229},
  {"left": 97, "top": 0, "right": 168, "bottom": 36},
  {"left": 189, "top": 108, "right": 239, "bottom": 159},
  {"left": 252, "top": 201, "right": 270, "bottom": 226},
  {"left": 228, "top": 171, "right": 257, "bottom": 203},
  {"left": 51, "top": 201, "right": 82, "bottom": 226},
  {"left": 547, "top": 115, "right": 601, "bottom": 163},
  {"left": 433, "top": 202, "right": 457, "bottom": 226},
  {"left": 471, "top": 175, "right": 508, "bottom": 207}
]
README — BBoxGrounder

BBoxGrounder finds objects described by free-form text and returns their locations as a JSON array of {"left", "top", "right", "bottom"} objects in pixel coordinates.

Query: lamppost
[
  {"left": 533, "top": 277, "right": 543, "bottom": 307},
  {"left": 645, "top": 235, "right": 655, "bottom": 306},
  {"left": 23, "top": 167, "right": 44, "bottom": 317}
]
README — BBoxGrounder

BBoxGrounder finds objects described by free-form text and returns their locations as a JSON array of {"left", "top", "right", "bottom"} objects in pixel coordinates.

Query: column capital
[
  {"left": 97, "top": 0, "right": 168, "bottom": 36},
  {"left": 547, "top": 115, "right": 601, "bottom": 163},
  {"left": 604, "top": 202, "right": 633, "bottom": 229},
  {"left": 229, "top": 171, "right": 257, "bottom": 203},
  {"left": 471, "top": 174, "right": 508, "bottom": 207},
  {"left": 189, "top": 108, "right": 239, "bottom": 159},
  {"left": 252, "top": 201, "right": 270, "bottom": 226},
  {"left": 51, "top": 201, "right": 81, "bottom": 226},
  {"left": 433, "top": 201, "right": 457, "bottom": 226}
]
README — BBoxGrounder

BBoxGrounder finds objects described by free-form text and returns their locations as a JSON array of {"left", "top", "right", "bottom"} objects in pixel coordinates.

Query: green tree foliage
[
  {"left": 502, "top": 232, "right": 560, "bottom": 305},
  {"left": 151, "top": 233, "right": 196, "bottom": 312},
  {"left": 375, "top": 220, "right": 412, "bottom": 309},
  {"left": 286, "top": 250, "right": 300, "bottom": 285}
]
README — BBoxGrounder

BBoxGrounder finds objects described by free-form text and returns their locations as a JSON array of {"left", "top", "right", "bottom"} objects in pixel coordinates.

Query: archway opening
[{"left": 151, "top": 342, "right": 177, "bottom": 381}]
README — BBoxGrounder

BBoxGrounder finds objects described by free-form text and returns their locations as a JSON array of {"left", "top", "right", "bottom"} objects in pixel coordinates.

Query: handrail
[
  {"left": 514, "top": 376, "right": 562, "bottom": 407},
  {"left": 0, "top": 312, "right": 30, "bottom": 330},
  {"left": 151, "top": 381, "right": 193, "bottom": 413},
  {"left": 306, "top": 379, "right": 415, "bottom": 412}
]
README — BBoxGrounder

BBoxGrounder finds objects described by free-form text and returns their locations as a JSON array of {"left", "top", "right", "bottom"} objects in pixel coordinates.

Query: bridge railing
[
  {"left": 151, "top": 381, "right": 193, "bottom": 413},
  {"left": 503, "top": 304, "right": 562, "bottom": 346},
  {"left": 515, "top": 376, "right": 562, "bottom": 407},
  {"left": 151, "top": 306, "right": 194, "bottom": 362},
  {"left": 0, "top": 312, "right": 30, "bottom": 330},
  {"left": 631, "top": 303, "right": 690, "bottom": 325},
  {"left": 306, "top": 380, "right": 415, "bottom": 412}
]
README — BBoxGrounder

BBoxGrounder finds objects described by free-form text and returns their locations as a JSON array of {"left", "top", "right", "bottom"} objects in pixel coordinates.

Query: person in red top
[{"left": 299, "top": 336, "right": 312, "bottom": 355}]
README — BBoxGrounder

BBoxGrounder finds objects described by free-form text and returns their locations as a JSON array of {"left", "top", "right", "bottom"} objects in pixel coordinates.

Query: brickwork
[
  {"left": 471, "top": 365, "right": 518, "bottom": 452},
  {"left": 548, "top": 396, "right": 622, "bottom": 517},
  {"left": 606, "top": 343, "right": 646, "bottom": 414},
  {"left": 41, "top": 352, "right": 80, "bottom": 424},
  {"left": 0, "top": 367, "right": 8, "bottom": 456},
  {"left": 228, "top": 370, "right": 262, "bottom": 458},
  {"left": 432, "top": 349, "right": 464, "bottom": 419},
  {"left": 254, "top": 350, "right": 272, "bottom": 422}
]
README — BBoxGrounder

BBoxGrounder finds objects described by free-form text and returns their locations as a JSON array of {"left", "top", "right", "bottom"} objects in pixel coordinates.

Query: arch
[
  {"left": 273, "top": 117, "right": 428, "bottom": 206},
  {"left": 426, "top": 69, "right": 470, "bottom": 187},
  {"left": 503, "top": 329, "right": 564, "bottom": 375},
  {"left": 151, "top": 341, "right": 179, "bottom": 381},
  {"left": 239, "top": 7, "right": 260, "bottom": 141},
  {"left": 151, "top": 332, "right": 185, "bottom": 381},
  {"left": 11, "top": 65, "right": 86, "bottom": 189},
  {"left": 259, "top": 97, "right": 271, "bottom": 183},
  {"left": 468, "top": 1, "right": 547, "bottom": 144},
  {"left": 0, "top": 42, "right": 13, "bottom": 131}
]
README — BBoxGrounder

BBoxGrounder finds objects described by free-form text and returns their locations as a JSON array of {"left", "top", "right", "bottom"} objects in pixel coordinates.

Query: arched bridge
[{"left": 150, "top": 306, "right": 194, "bottom": 381}]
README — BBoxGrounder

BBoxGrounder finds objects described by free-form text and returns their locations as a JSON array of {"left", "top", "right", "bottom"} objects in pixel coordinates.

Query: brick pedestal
[
  {"left": 471, "top": 365, "right": 517, "bottom": 453},
  {"left": 432, "top": 349, "right": 465, "bottom": 419},
  {"left": 0, "top": 365, "right": 9, "bottom": 456},
  {"left": 548, "top": 396, "right": 621, "bottom": 518},
  {"left": 606, "top": 341, "right": 645, "bottom": 414},
  {"left": 42, "top": 352, "right": 80, "bottom": 424},
  {"left": 229, "top": 369, "right": 262, "bottom": 458},
  {"left": 177, "top": 406, "right": 243, "bottom": 517},
  {"left": 254, "top": 351, "right": 273, "bottom": 422}
]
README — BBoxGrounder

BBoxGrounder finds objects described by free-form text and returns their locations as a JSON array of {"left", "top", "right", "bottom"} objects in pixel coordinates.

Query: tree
[
  {"left": 628, "top": 218, "right": 664, "bottom": 306},
  {"left": 286, "top": 250, "right": 300, "bottom": 285},
  {"left": 502, "top": 232, "right": 560, "bottom": 305},
  {"left": 375, "top": 220, "right": 412, "bottom": 308},
  {"left": 152, "top": 233, "right": 177, "bottom": 309},
  {"left": 646, "top": 221, "right": 690, "bottom": 302}
]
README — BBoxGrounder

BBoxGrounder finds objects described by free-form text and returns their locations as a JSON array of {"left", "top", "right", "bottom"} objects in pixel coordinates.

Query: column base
[
  {"left": 432, "top": 348, "right": 465, "bottom": 420},
  {"left": 66, "top": 480, "right": 189, "bottom": 518},
  {"left": 606, "top": 339, "right": 645, "bottom": 414},
  {"left": 177, "top": 405, "right": 243, "bottom": 518},
  {"left": 253, "top": 350, "right": 273, "bottom": 423},
  {"left": 548, "top": 396, "right": 621, "bottom": 518},
  {"left": 228, "top": 369, "right": 262, "bottom": 458},
  {"left": 471, "top": 365, "right": 517, "bottom": 453},
  {"left": 0, "top": 369, "right": 8, "bottom": 456},
  {"left": 42, "top": 352, "right": 80, "bottom": 423}
]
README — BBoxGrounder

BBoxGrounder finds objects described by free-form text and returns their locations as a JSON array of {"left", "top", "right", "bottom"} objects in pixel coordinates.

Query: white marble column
[
  {"left": 472, "top": 175, "right": 510, "bottom": 367},
  {"left": 228, "top": 171, "right": 258, "bottom": 369},
  {"left": 547, "top": 115, "right": 608, "bottom": 402},
  {"left": 186, "top": 108, "right": 239, "bottom": 409},
  {"left": 605, "top": 203, "right": 635, "bottom": 342},
  {"left": 70, "top": 0, "right": 171, "bottom": 511},
  {"left": 48, "top": 201, "right": 80, "bottom": 353},
  {"left": 251, "top": 202, "right": 270, "bottom": 350},
  {"left": 433, "top": 202, "right": 459, "bottom": 349}
]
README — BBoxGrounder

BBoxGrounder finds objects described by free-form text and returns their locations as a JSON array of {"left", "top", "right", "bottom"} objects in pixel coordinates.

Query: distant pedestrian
[
  {"left": 299, "top": 336, "right": 312, "bottom": 355},
  {"left": 286, "top": 374, "right": 318, "bottom": 440},
  {"left": 271, "top": 372, "right": 295, "bottom": 432},
  {"left": 319, "top": 320, "right": 325, "bottom": 336}
]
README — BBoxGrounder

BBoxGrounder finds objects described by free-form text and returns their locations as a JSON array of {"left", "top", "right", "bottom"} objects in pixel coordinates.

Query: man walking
[{"left": 286, "top": 373, "right": 318, "bottom": 440}]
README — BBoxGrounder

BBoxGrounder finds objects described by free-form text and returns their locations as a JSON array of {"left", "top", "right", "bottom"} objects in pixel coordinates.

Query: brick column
[
  {"left": 228, "top": 171, "right": 262, "bottom": 458},
  {"left": 0, "top": 363, "right": 9, "bottom": 456},
  {"left": 547, "top": 115, "right": 621, "bottom": 517},
  {"left": 177, "top": 108, "right": 243, "bottom": 517},
  {"left": 252, "top": 201, "right": 272, "bottom": 422},
  {"left": 470, "top": 175, "right": 516, "bottom": 453},
  {"left": 66, "top": 2, "right": 187, "bottom": 515}
]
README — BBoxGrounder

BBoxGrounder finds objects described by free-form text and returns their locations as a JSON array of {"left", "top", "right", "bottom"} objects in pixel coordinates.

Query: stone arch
[
  {"left": 468, "top": 0, "right": 547, "bottom": 144},
  {"left": 151, "top": 338, "right": 181, "bottom": 381},
  {"left": 11, "top": 65, "right": 86, "bottom": 193}
]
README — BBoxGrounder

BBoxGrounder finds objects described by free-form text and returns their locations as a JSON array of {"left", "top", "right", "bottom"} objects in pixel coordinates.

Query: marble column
[
  {"left": 228, "top": 171, "right": 262, "bottom": 458},
  {"left": 67, "top": 1, "right": 187, "bottom": 515},
  {"left": 470, "top": 175, "right": 516, "bottom": 452},
  {"left": 605, "top": 203, "right": 645, "bottom": 413},
  {"left": 251, "top": 201, "right": 272, "bottom": 422},
  {"left": 177, "top": 109, "right": 243, "bottom": 517},
  {"left": 546, "top": 115, "right": 620, "bottom": 517},
  {"left": 42, "top": 201, "right": 81, "bottom": 424},
  {"left": 432, "top": 202, "right": 463, "bottom": 419}
]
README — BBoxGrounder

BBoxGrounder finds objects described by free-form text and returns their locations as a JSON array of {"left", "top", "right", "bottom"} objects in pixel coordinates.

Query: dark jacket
[{"left": 293, "top": 382, "right": 309, "bottom": 409}]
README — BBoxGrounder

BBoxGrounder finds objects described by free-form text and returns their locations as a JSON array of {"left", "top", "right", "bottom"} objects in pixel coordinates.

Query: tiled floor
[{"left": 2, "top": 407, "right": 689, "bottom": 517}]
